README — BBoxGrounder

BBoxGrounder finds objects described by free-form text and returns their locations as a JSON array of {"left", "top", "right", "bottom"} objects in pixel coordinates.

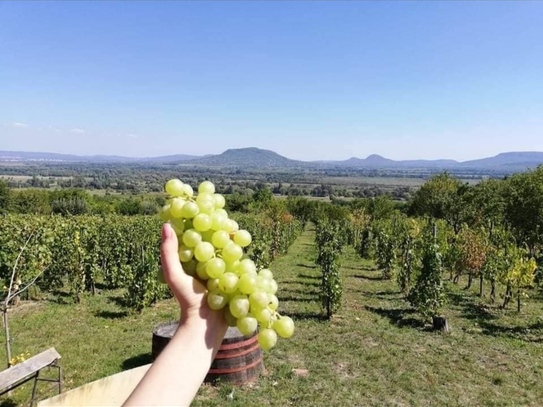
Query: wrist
[{"left": 177, "top": 308, "right": 228, "bottom": 343}]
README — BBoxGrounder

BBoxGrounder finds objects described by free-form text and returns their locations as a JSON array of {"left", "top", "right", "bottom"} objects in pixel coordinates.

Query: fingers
[
  {"left": 161, "top": 223, "right": 208, "bottom": 317},
  {"left": 160, "top": 223, "right": 187, "bottom": 294}
]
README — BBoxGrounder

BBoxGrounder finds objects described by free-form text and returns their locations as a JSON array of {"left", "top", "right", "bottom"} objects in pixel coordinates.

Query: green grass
[{"left": 2, "top": 227, "right": 543, "bottom": 406}]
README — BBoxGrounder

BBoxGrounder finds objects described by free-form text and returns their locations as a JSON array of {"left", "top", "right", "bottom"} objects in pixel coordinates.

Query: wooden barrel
[
  {"left": 151, "top": 321, "right": 178, "bottom": 360},
  {"left": 152, "top": 322, "right": 263, "bottom": 385},
  {"left": 205, "top": 326, "right": 263, "bottom": 384}
]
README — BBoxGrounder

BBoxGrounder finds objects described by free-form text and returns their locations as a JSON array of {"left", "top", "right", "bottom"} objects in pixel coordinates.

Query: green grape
[
  {"left": 225, "top": 260, "right": 240, "bottom": 274},
  {"left": 170, "top": 198, "right": 186, "bottom": 218},
  {"left": 238, "top": 273, "right": 257, "bottom": 294},
  {"left": 222, "top": 242, "right": 243, "bottom": 262},
  {"left": 201, "top": 229, "right": 214, "bottom": 242},
  {"left": 193, "top": 214, "right": 212, "bottom": 232},
  {"left": 196, "top": 192, "right": 214, "bottom": 205},
  {"left": 178, "top": 245, "right": 193, "bottom": 262},
  {"left": 223, "top": 307, "right": 238, "bottom": 327},
  {"left": 161, "top": 178, "right": 293, "bottom": 349},
  {"left": 229, "top": 295, "right": 250, "bottom": 318},
  {"left": 211, "top": 230, "right": 231, "bottom": 249},
  {"left": 254, "top": 307, "right": 273, "bottom": 324},
  {"left": 238, "top": 259, "right": 257, "bottom": 275},
  {"left": 219, "top": 272, "right": 239, "bottom": 294},
  {"left": 210, "top": 212, "right": 227, "bottom": 231},
  {"left": 237, "top": 315, "right": 258, "bottom": 336},
  {"left": 214, "top": 209, "right": 228, "bottom": 218},
  {"left": 165, "top": 179, "right": 185, "bottom": 196},
  {"left": 224, "top": 219, "right": 239, "bottom": 233},
  {"left": 198, "top": 181, "right": 215, "bottom": 194},
  {"left": 213, "top": 194, "right": 225, "bottom": 209},
  {"left": 249, "top": 291, "right": 269, "bottom": 310},
  {"left": 207, "top": 278, "right": 220, "bottom": 292},
  {"left": 258, "top": 328, "right": 277, "bottom": 351},
  {"left": 273, "top": 316, "right": 295, "bottom": 338},
  {"left": 180, "top": 183, "right": 194, "bottom": 198},
  {"left": 160, "top": 204, "right": 171, "bottom": 222},
  {"left": 182, "top": 259, "right": 197, "bottom": 276},
  {"left": 196, "top": 261, "right": 209, "bottom": 280},
  {"left": 259, "top": 268, "right": 273, "bottom": 279},
  {"left": 170, "top": 218, "right": 185, "bottom": 235},
  {"left": 207, "top": 291, "right": 227, "bottom": 310},
  {"left": 268, "top": 294, "right": 279, "bottom": 311},
  {"left": 182, "top": 229, "right": 202, "bottom": 248},
  {"left": 198, "top": 200, "right": 215, "bottom": 215},
  {"left": 194, "top": 241, "right": 215, "bottom": 262},
  {"left": 234, "top": 230, "right": 252, "bottom": 247},
  {"left": 256, "top": 275, "right": 273, "bottom": 293},
  {"left": 181, "top": 202, "right": 199, "bottom": 218},
  {"left": 269, "top": 279, "right": 278, "bottom": 294},
  {"left": 206, "top": 257, "right": 226, "bottom": 279}
]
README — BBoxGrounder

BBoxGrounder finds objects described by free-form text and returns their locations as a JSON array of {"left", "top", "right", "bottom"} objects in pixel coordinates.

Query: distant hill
[
  {"left": 460, "top": 152, "right": 543, "bottom": 170},
  {"left": 336, "top": 154, "right": 396, "bottom": 167},
  {"left": 184, "top": 147, "right": 305, "bottom": 168},
  {"left": 1, "top": 148, "right": 542, "bottom": 172},
  {"left": 322, "top": 152, "right": 543, "bottom": 170},
  {"left": 320, "top": 154, "right": 459, "bottom": 169},
  {"left": 139, "top": 154, "right": 203, "bottom": 163},
  {"left": 0, "top": 150, "right": 201, "bottom": 163}
]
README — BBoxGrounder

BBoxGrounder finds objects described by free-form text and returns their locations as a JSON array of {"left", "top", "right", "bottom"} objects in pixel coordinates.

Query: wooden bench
[{"left": 0, "top": 347, "right": 62, "bottom": 406}]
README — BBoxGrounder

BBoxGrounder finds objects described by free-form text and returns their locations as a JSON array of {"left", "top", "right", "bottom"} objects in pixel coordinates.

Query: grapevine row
[{"left": 0, "top": 212, "right": 302, "bottom": 311}]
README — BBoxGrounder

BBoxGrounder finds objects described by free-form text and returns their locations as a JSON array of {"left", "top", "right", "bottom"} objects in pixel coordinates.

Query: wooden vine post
[{"left": 2, "top": 233, "right": 47, "bottom": 368}]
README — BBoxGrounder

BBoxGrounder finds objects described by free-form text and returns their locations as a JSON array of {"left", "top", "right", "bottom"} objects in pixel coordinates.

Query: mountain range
[{"left": 1, "top": 148, "right": 543, "bottom": 172}]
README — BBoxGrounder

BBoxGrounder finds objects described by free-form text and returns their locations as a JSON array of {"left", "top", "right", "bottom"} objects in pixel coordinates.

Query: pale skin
[{"left": 123, "top": 223, "right": 228, "bottom": 407}]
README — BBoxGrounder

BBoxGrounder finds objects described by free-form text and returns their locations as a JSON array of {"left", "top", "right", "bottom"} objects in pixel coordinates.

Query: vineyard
[
  {"left": 0, "top": 211, "right": 302, "bottom": 313},
  {"left": 1, "top": 167, "right": 543, "bottom": 406}
]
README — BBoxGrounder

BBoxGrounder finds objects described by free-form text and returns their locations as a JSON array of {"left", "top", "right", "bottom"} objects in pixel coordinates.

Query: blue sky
[{"left": 1, "top": 1, "right": 542, "bottom": 161}]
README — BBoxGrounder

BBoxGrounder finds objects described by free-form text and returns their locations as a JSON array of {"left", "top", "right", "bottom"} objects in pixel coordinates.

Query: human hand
[
  {"left": 123, "top": 223, "right": 227, "bottom": 406},
  {"left": 160, "top": 223, "right": 219, "bottom": 323}
]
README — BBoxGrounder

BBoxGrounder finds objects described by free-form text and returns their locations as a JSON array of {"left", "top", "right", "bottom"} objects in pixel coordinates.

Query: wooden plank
[
  {"left": 38, "top": 364, "right": 150, "bottom": 407},
  {"left": 0, "top": 348, "right": 61, "bottom": 391}
]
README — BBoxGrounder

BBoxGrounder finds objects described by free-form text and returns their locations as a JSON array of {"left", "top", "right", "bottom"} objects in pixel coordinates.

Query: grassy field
[
  {"left": 2, "top": 226, "right": 543, "bottom": 406},
  {"left": 305, "top": 176, "right": 479, "bottom": 187},
  {"left": 318, "top": 176, "right": 428, "bottom": 187}
]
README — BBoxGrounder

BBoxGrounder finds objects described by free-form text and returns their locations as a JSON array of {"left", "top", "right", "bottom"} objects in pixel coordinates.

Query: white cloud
[
  {"left": 128, "top": 134, "right": 139, "bottom": 138},
  {"left": 70, "top": 128, "right": 86, "bottom": 134},
  {"left": 13, "top": 122, "right": 29, "bottom": 128},
  {"left": 47, "top": 125, "right": 62, "bottom": 132}
]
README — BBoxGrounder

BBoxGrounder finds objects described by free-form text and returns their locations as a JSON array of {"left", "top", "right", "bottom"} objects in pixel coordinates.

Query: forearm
[{"left": 123, "top": 313, "right": 227, "bottom": 406}]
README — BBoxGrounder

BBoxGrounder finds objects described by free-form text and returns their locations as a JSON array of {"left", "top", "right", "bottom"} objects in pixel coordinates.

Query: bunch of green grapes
[{"left": 160, "top": 179, "right": 294, "bottom": 351}]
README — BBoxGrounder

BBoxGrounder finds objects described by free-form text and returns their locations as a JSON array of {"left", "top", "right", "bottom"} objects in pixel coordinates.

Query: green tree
[
  {"left": 367, "top": 195, "right": 396, "bottom": 222},
  {"left": 10, "top": 190, "right": 50, "bottom": 214},
  {"left": 251, "top": 187, "right": 273, "bottom": 209},
  {"left": 51, "top": 197, "right": 89, "bottom": 215},
  {"left": 116, "top": 198, "right": 142, "bottom": 215},
  {"left": 409, "top": 173, "right": 470, "bottom": 234},
  {"left": 285, "top": 196, "right": 313, "bottom": 228},
  {"left": 504, "top": 166, "right": 543, "bottom": 254},
  {"left": 468, "top": 179, "right": 506, "bottom": 228},
  {"left": 0, "top": 180, "right": 11, "bottom": 213}
]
